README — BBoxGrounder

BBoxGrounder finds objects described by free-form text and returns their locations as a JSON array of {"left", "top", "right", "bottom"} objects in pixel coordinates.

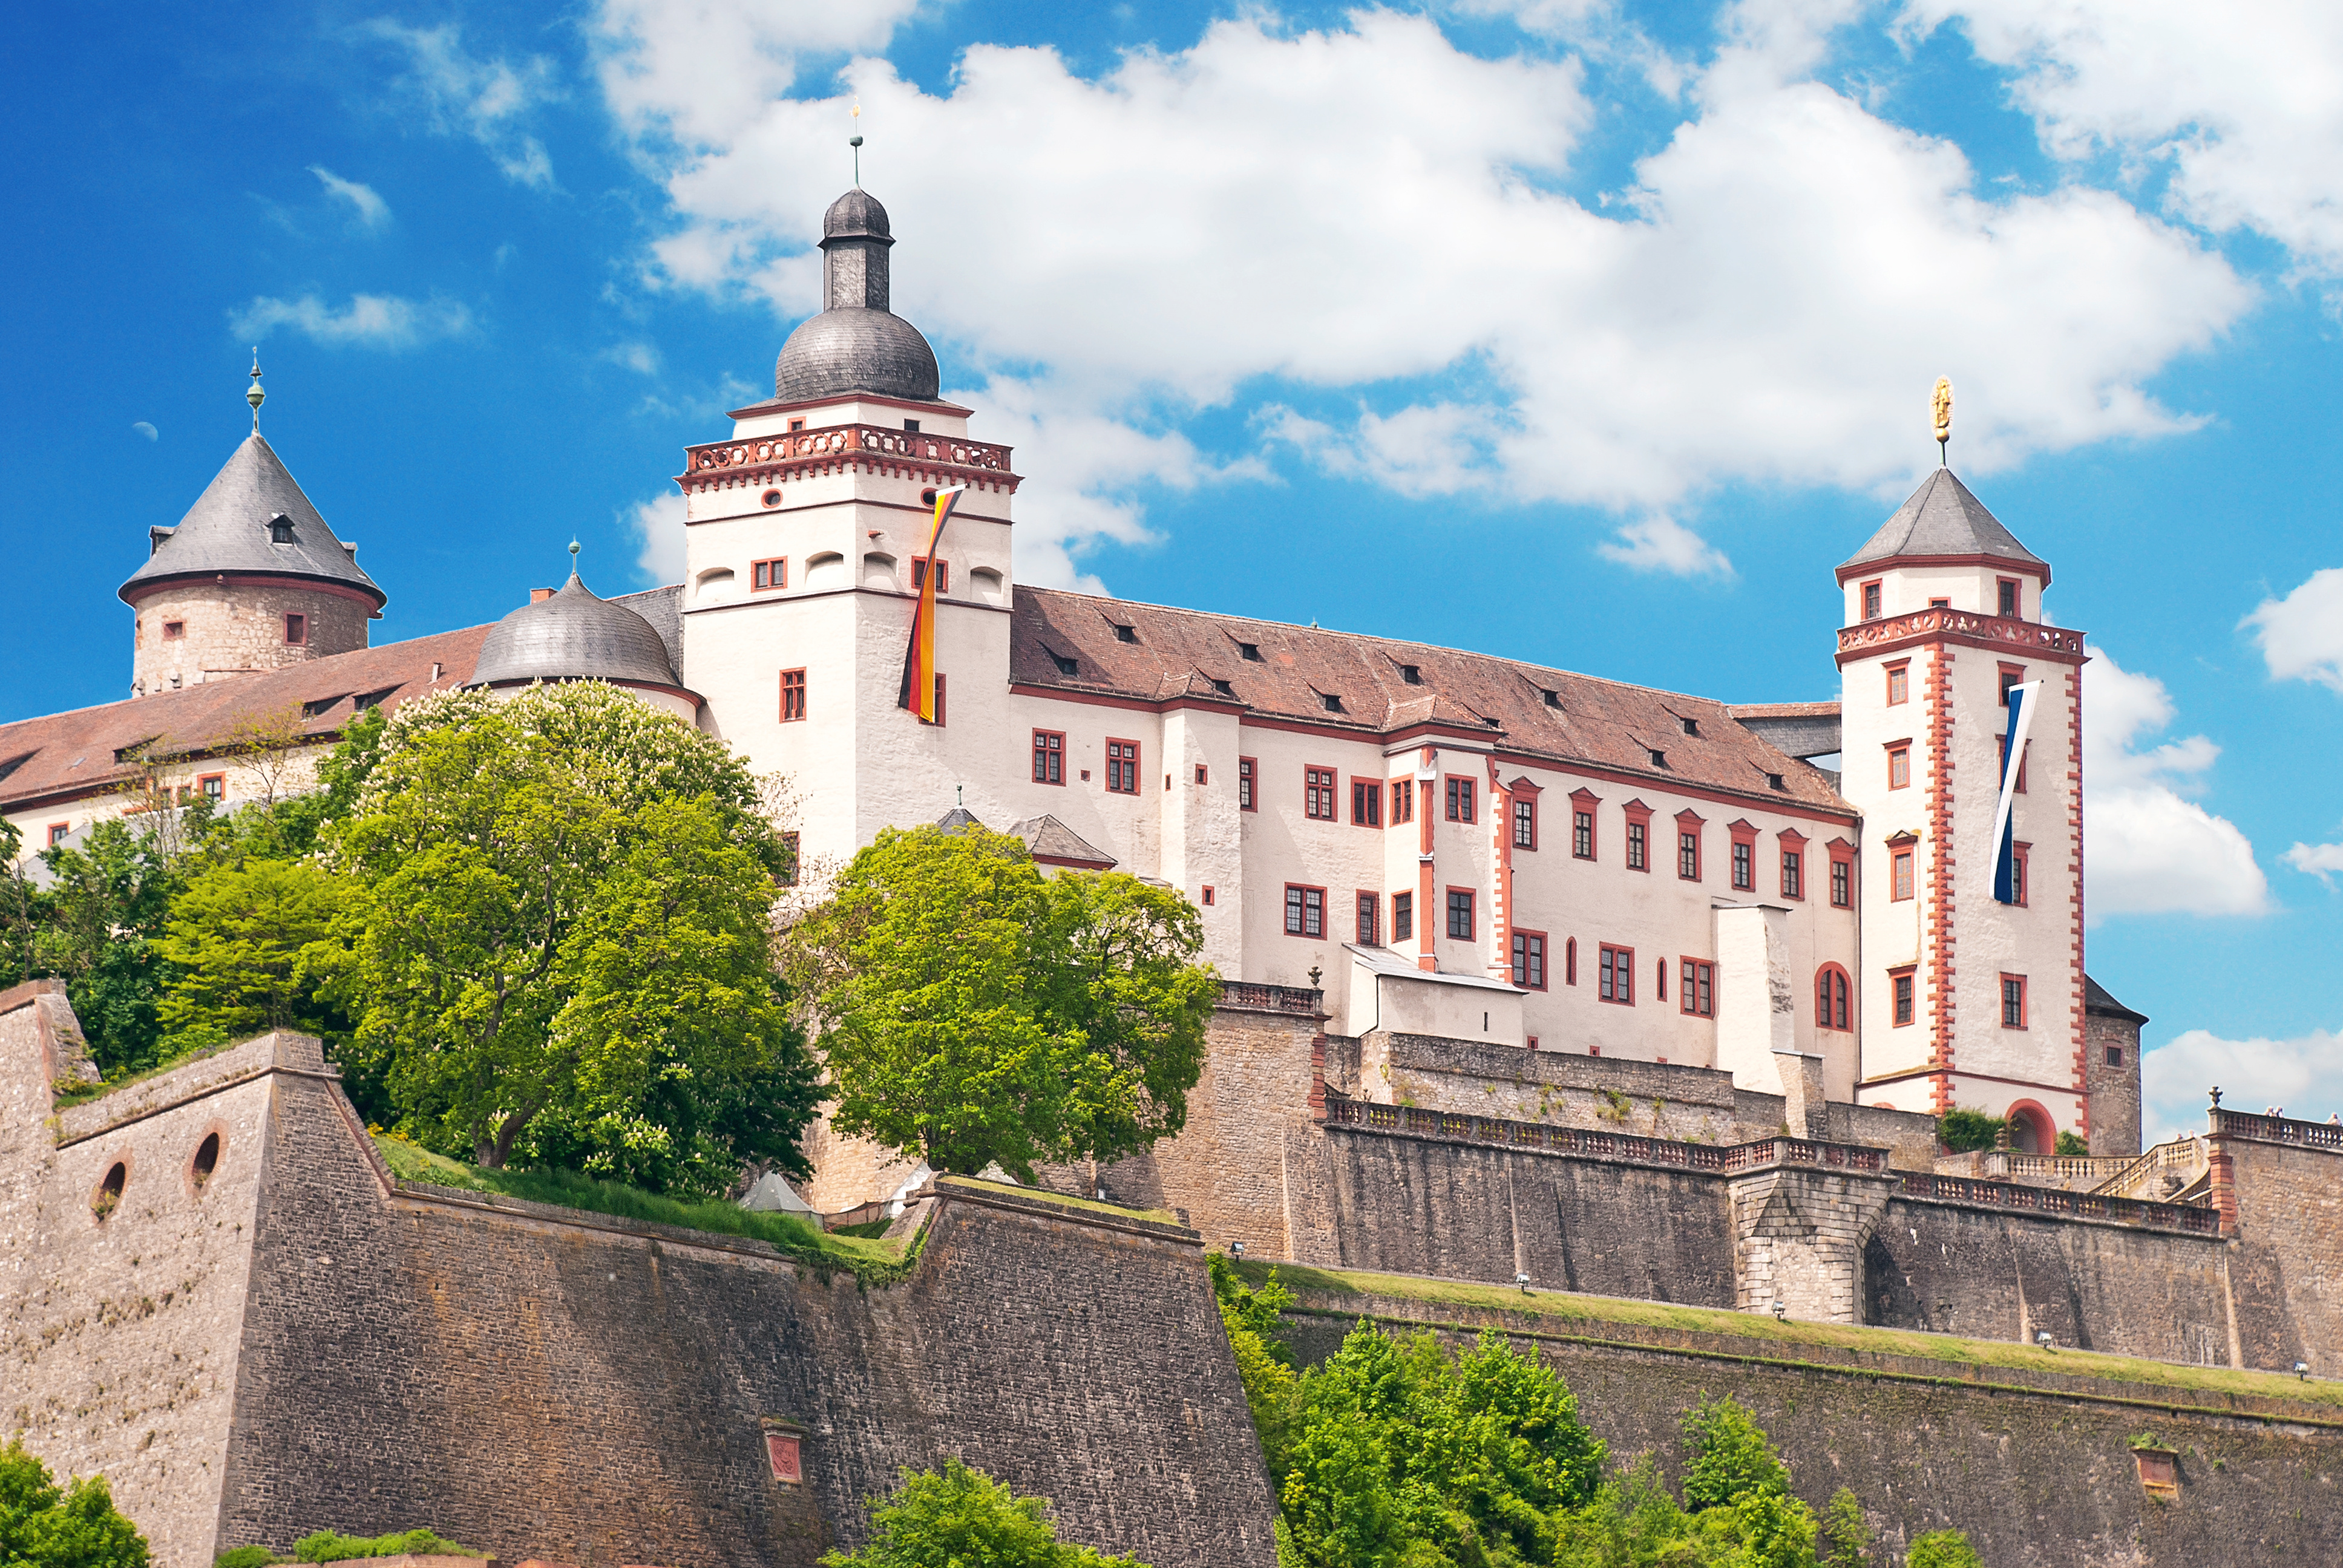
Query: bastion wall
[{"left": 0, "top": 988, "right": 1280, "bottom": 1568}]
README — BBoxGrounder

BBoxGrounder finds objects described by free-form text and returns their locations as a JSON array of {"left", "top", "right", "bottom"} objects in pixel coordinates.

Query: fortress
[{"left": 4, "top": 188, "right": 2341, "bottom": 1567}]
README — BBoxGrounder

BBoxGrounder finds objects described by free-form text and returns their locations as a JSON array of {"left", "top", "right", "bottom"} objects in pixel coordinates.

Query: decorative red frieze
[
  {"left": 1836, "top": 608, "right": 2087, "bottom": 667},
  {"left": 1927, "top": 645, "right": 1957, "bottom": 1113},
  {"left": 676, "top": 423, "right": 1018, "bottom": 492}
]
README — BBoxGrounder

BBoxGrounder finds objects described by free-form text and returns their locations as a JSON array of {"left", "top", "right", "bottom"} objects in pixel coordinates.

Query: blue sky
[{"left": 5, "top": 0, "right": 2340, "bottom": 1136}]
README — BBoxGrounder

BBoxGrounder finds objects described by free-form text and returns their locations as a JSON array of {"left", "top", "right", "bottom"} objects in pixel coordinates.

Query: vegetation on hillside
[
  {"left": 786, "top": 823, "right": 1217, "bottom": 1181},
  {"left": 0, "top": 1440, "right": 150, "bottom": 1568},
  {"left": 821, "top": 1459, "right": 1144, "bottom": 1568}
]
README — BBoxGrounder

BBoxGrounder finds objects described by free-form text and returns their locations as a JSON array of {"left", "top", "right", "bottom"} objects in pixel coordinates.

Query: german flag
[{"left": 898, "top": 486, "right": 963, "bottom": 722}]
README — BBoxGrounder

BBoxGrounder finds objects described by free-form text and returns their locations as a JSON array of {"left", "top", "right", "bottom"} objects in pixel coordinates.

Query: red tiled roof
[
  {"left": 0, "top": 626, "right": 488, "bottom": 814},
  {"left": 1728, "top": 702, "right": 1841, "bottom": 720},
  {"left": 1009, "top": 588, "right": 1852, "bottom": 816}
]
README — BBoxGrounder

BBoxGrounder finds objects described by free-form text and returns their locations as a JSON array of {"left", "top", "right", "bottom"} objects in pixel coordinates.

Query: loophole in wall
[
  {"left": 94, "top": 1161, "right": 126, "bottom": 1221},
  {"left": 192, "top": 1132, "right": 221, "bottom": 1195}
]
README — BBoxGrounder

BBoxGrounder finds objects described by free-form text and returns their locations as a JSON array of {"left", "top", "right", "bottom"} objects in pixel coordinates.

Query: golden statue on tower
[{"left": 1932, "top": 376, "right": 1953, "bottom": 463}]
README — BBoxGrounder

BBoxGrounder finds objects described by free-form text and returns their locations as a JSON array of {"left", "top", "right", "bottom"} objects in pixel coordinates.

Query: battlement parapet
[
  {"left": 1323, "top": 1092, "right": 1887, "bottom": 1176},
  {"left": 2211, "top": 1108, "right": 2343, "bottom": 1151},
  {"left": 1897, "top": 1169, "right": 2218, "bottom": 1234},
  {"left": 1217, "top": 980, "right": 1323, "bottom": 1017}
]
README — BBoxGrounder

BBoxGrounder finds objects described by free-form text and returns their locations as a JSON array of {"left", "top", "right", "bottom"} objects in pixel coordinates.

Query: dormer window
[
  {"left": 1112, "top": 623, "right": 1137, "bottom": 644},
  {"left": 1210, "top": 678, "right": 1234, "bottom": 697},
  {"left": 1542, "top": 689, "right": 1561, "bottom": 709},
  {"left": 1648, "top": 749, "right": 1667, "bottom": 768},
  {"left": 1767, "top": 773, "right": 1785, "bottom": 791},
  {"left": 1321, "top": 692, "right": 1345, "bottom": 714},
  {"left": 1680, "top": 716, "right": 1699, "bottom": 736},
  {"left": 1397, "top": 664, "right": 1421, "bottom": 685},
  {"left": 1237, "top": 641, "right": 1262, "bottom": 662},
  {"left": 268, "top": 514, "right": 296, "bottom": 544},
  {"left": 1044, "top": 646, "right": 1078, "bottom": 676}
]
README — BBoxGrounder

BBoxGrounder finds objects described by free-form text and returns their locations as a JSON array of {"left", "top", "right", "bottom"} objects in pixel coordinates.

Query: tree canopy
[
  {"left": 0, "top": 1441, "right": 150, "bottom": 1568},
  {"left": 789, "top": 823, "right": 1217, "bottom": 1180},
  {"left": 820, "top": 1459, "right": 1144, "bottom": 1568}
]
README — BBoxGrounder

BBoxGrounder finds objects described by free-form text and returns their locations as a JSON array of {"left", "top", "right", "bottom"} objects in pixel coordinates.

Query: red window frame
[
  {"left": 1444, "top": 775, "right": 1476, "bottom": 824},
  {"left": 2001, "top": 973, "right": 2028, "bottom": 1029},
  {"left": 1564, "top": 936, "right": 1578, "bottom": 985},
  {"left": 1238, "top": 756, "right": 1257, "bottom": 811},
  {"left": 1889, "top": 834, "right": 1916, "bottom": 901},
  {"left": 1597, "top": 943, "right": 1634, "bottom": 1005},
  {"left": 1106, "top": 739, "right": 1141, "bottom": 795},
  {"left": 1680, "top": 958, "right": 1714, "bottom": 1018},
  {"left": 911, "top": 558, "right": 951, "bottom": 594},
  {"left": 1513, "top": 795, "right": 1536, "bottom": 850},
  {"left": 1512, "top": 929, "right": 1547, "bottom": 990},
  {"left": 1815, "top": 964, "right": 1851, "bottom": 1031},
  {"left": 1778, "top": 829, "right": 1806, "bottom": 901},
  {"left": 1829, "top": 841, "right": 1853, "bottom": 908},
  {"left": 1356, "top": 891, "right": 1381, "bottom": 946},
  {"left": 1999, "top": 662, "right": 2027, "bottom": 708},
  {"left": 919, "top": 672, "right": 946, "bottom": 727},
  {"left": 1283, "top": 883, "right": 1326, "bottom": 938},
  {"left": 1196, "top": 764, "right": 1209, "bottom": 785},
  {"left": 1569, "top": 788, "right": 1599, "bottom": 860},
  {"left": 1885, "top": 659, "right": 1909, "bottom": 706},
  {"left": 1305, "top": 765, "right": 1338, "bottom": 820},
  {"left": 1391, "top": 779, "right": 1414, "bottom": 824},
  {"left": 47, "top": 822, "right": 70, "bottom": 846},
  {"left": 1997, "top": 735, "right": 2030, "bottom": 793},
  {"left": 779, "top": 668, "right": 807, "bottom": 722},
  {"left": 1887, "top": 742, "right": 1911, "bottom": 791},
  {"left": 284, "top": 613, "right": 307, "bottom": 646},
  {"left": 1032, "top": 730, "right": 1065, "bottom": 784},
  {"left": 1861, "top": 580, "right": 1883, "bottom": 620},
  {"left": 1998, "top": 577, "right": 2021, "bottom": 618},
  {"left": 196, "top": 773, "right": 225, "bottom": 800},
  {"left": 1445, "top": 886, "right": 1475, "bottom": 941},
  {"left": 2010, "top": 841, "right": 2030, "bottom": 906},
  {"left": 1891, "top": 965, "right": 1916, "bottom": 1027},
  {"left": 753, "top": 557, "right": 787, "bottom": 592},
  {"left": 1675, "top": 809, "right": 1703, "bottom": 881},
  {"left": 1202, "top": 885, "right": 1216, "bottom": 906},
  {"left": 1392, "top": 890, "right": 1414, "bottom": 944},
  {"left": 1351, "top": 777, "right": 1383, "bottom": 827},
  {"left": 162, "top": 620, "right": 185, "bottom": 641}
]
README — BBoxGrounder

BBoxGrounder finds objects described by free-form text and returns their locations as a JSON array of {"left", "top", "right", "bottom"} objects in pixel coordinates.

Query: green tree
[
  {"left": 1211, "top": 1255, "right": 1299, "bottom": 1480},
  {"left": 330, "top": 684, "right": 817, "bottom": 1187},
  {"left": 0, "top": 1440, "right": 151, "bottom": 1568},
  {"left": 1820, "top": 1487, "right": 1870, "bottom": 1568},
  {"left": 1935, "top": 1108, "right": 2004, "bottom": 1154},
  {"left": 154, "top": 858, "right": 350, "bottom": 1056},
  {"left": 1678, "top": 1397, "right": 1789, "bottom": 1511},
  {"left": 821, "top": 1457, "right": 1144, "bottom": 1568},
  {"left": 792, "top": 823, "right": 1216, "bottom": 1180},
  {"left": 1905, "top": 1530, "right": 1982, "bottom": 1568},
  {"left": 28, "top": 821, "right": 178, "bottom": 1078}
]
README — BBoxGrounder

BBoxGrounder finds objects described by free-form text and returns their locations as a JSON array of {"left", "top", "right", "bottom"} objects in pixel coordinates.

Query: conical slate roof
[
  {"left": 120, "top": 433, "right": 385, "bottom": 607},
  {"left": 467, "top": 573, "right": 681, "bottom": 690},
  {"left": 1840, "top": 469, "right": 2046, "bottom": 579}
]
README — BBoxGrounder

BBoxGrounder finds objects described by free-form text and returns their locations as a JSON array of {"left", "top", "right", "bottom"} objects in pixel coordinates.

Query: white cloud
[
  {"left": 592, "top": 0, "right": 917, "bottom": 154},
  {"left": 2242, "top": 567, "right": 2343, "bottom": 692},
  {"left": 2143, "top": 1025, "right": 2343, "bottom": 1144},
  {"left": 1910, "top": 0, "right": 2343, "bottom": 278},
  {"left": 628, "top": 492, "right": 688, "bottom": 584},
  {"left": 1596, "top": 514, "right": 1734, "bottom": 577},
  {"left": 309, "top": 165, "right": 391, "bottom": 230},
  {"left": 229, "top": 293, "right": 473, "bottom": 350},
  {"left": 2082, "top": 644, "right": 2267, "bottom": 918},
  {"left": 131, "top": 421, "right": 157, "bottom": 442},
  {"left": 360, "top": 21, "right": 559, "bottom": 188},
  {"left": 592, "top": 6, "right": 2249, "bottom": 577},
  {"left": 2284, "top": 841, "right": 2343, "bottom": 885},
  {"left": 603, "top": 341, "right": 662, "bottom": 375}
]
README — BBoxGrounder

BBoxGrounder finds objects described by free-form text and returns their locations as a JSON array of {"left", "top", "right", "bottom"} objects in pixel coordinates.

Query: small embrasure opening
[
  {"left": 94, "top": 1161, "right": 126, "bottom": 1220},
  {"left": 192, "top": 1132, "right": 221, "bottom": 1193}
]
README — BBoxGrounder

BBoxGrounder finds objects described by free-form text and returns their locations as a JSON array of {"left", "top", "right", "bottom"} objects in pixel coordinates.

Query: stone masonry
[
  {"left": 1727, "top": 1166, "right": 1893, "bottom": 1322},
  {"left": 131, "top": 580, "right": 370, "bottom": 696}
]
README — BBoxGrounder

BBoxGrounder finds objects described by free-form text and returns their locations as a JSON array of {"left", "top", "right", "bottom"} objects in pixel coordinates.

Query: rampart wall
[
  {"left": 1, "top": 990, "right": 1279, "bottom": 1568},
  {"left": 1274, "top": 1286, "right": 2343, "bottom": 1567}
]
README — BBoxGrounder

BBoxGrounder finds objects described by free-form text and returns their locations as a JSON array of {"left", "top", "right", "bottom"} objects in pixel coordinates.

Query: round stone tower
[{"left": 120, "top": 368, "right": 385, "bottom": 697}]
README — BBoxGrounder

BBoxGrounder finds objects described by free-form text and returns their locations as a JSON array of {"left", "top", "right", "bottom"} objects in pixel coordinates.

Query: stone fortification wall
[
  {"left": 3, "top": 1004, "right": 1278, "bottom": 1568},
  {"left": 1274, "top": 1288, "right": 2343, "bottom": 1567},
  {"left": 2213, "top": 1115, "right": 2343, "bottom": 1374},
  {"left": 131, "top": 580, "right": 370, "bottom": 696},
  {"left": 2083, "top": 1008, "right": 2143, "bottom": 1156}
]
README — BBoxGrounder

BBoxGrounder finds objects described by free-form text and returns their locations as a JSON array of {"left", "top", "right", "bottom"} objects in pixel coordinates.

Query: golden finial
[
  {"left": 850, "top": 100, "right": 863, "bottom": 188},
  {"left": 1931, "top": 376, "right": 1953, "bottom": 465}
]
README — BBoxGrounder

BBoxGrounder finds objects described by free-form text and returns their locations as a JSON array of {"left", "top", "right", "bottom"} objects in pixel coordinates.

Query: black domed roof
[
  {"left": 825, "top": 188, "right": 890, "bottom": 239},
  {"left": 775, "top": 307, "right": 940, "bottom": 402},
  {"left": 468, "top": 573, "right": 682, "bottom": 691}
]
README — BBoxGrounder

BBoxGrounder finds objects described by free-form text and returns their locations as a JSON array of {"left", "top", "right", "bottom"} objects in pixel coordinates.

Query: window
[
  {"left": 753, "top": 557, "right": 787, "bottom": 591},
  {"left": 1999, "top": 665, "right": 2025, "bottom": 707},
  {"left": 1930, "top": 597, "right": 1950, "bottom": 609},
  {"left": 2105, "top": 1045, "right": 2124, "bottom": 1068},
  {"left": 779, "top": 668, "right": 807, "bottom": 722},
  {"left": 1861, "top": 581, "right": 1883, "bottom": 620},
  {"left": 1656, "top": 957, "right": 1666, "bottom": 1001},
  {"left": 1283, "top": 884, "right": 1326, "bottom": 938},
  {"left": 1565, "top": 936, "right": 1578, "bottom": 986},
  {"left": 1444, "top": 776, "right": 1476, "bottom": 823},
  {"left": 1626, "top": 822, "right": 1647, "bottom": 872},
  {"left": 1781, "top": 849, "right": 1803, "bottom": 900},
  {"left": 284, "top": 613, "right": 306, "bottom": 645},
  {"left": 1598, "top": 944, "right": 1634, "bottom": 1004},
  {"left": 911, "top": 559, "right": 951, "bottom": 593},
  {"left": 1357, "top": 892, "right": 1381, "bottom": 946},
  {"left": 197, "top": 773, "right": 224, "bottom": 800},
  {"left": 1680, "top": 959, "right": 1714, "bottom": 1018},
  {"left": 1352, "top": 779, "right": 1382, "bottom": 827},
  {"left": 1049, "top": 648, "right": 1078, "bottom": 676},
  {"left": 1892, "top": 967, "right": 1916, "bottom": 1027},
  {"left": 1886, "top": 661, "right": 1909, "bottom": 705},
  {"left": 162, "top": 620, "right": 185, "bottom": 640},
  {"left": 779, "top": 832, "right": 801, "bottom": 887},
  {"left": 1397, "top": 663, "right": 1421, "bottom": 684},
  {"left": 1892, "top": 849, "right": 1915, "bottom": 901},
  {"left": 1830, "top": 854, "right": 1850, "bottom": 907},
  {"left": 1446, "top": 888, "right": 1474, "bottom": 940},
  {"left": 1393, "top": 892, "right": 1414, "bottom": 944},
  {"left": 1033, "top": 730, "right": 1065, "bottom": 783},
  {"left": 788, "top": 417, "right": 805, "bottom": 431},
  {"left": 1732, "top": 840, "right": 1752, "bottom": 890},
  {"left": 1196, "top": 764, "right": 1209, "bottom": 785},
  {"left": 1238, "top": 757, "right": 1257, "bottom": 810},
  {"left": 1202, "top": 886, "right": 1215, "bottom": 906},
  {"left": 1391, "top": 779, "right": 1414, "bottom": 824},
  {"left": 923, "top": 673, "right": 946, "bottom": 726},
  {"left": 1112, "top": 621, "right": 1136, "bottom": 643},
  {"left": 1678, "top": 827, "right": 1701, "bottom": 881},
  {"left": 1237, "top": 641, "right": 1262, "bottom": 662},
  {"left": 1305, "top": 766, "right": 1337, "bottom": 820},
  {"left": 2002, "top": 974, "right": 2028, "bottom": 1028},
  {"left": 1998, "top": 578, "right": 2020, "bottom": 618},
  {"left": 1887, "top": 743, "right": 1912, "bottom": 791},
  {"left": 47, "top": 823, "right": 70, "bottom": 846},
  {"left": 1815, "top": 965, "right": 1850, "bottom": 1031},
  {"left": 2009, "top": 841, "right": 2030, "bottom": 906},
  {"left": 903, "top": 418, "right": 921, "bottom": 433},
  {"left": 1511, "top": 932, "right": 1547, "bottom": 990},
  {"left": 1997, "top": 736, "right": 2030, "bottom": 793},
  {"left": 1106, "top": 740, "right": 1140, "bottom": 794},
  {"left": 1571, "top": 798, "right": 1596, "bottom": 859},
  {"left": 1513, "top": 796, "right": 1536, "bottom": 850}
]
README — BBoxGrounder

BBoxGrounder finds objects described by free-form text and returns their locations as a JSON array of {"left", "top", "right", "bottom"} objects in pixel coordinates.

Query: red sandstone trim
[
  {"left": 1926, "top": 645, "right": 1956, "bottom": 1115},
  {"left": 1309, "top": 1033, "right": 1328, "bottom": 1123},
  {"left": 2065, "top": 663, "right": 2091, "bottom": 1140},
  {"left": 1835, "top": 553, "right": 2053, "bottom": 588}
]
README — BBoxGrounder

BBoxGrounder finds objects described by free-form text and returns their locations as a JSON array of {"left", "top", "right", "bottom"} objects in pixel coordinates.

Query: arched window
[{"left": 1815, "top": 964, "right": 1852, "bottom": 1031}]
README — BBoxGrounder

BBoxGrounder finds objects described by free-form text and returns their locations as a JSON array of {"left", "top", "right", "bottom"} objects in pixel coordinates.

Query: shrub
[
  {"left": 1936, "top": 1108, "right": 2004, "bottom": 1154},
  {"left": 1907, "top": 1529, "right": 1984, "bottom": 1568},
  {"left": 2054, "top": 1130, "right": 2089, "bottom": 1157},
  {"left": 819, "top": 1459, "right": 1142, "bottom": 1568},
  {"left": 214, "top": 1549, "right": 283, "bottom": 1568},
  {"left": 290, "top": 1529, "right": 480, "bottom": 1563}
]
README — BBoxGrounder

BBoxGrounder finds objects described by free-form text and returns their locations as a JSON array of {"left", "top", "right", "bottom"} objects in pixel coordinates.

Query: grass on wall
[
  {"left": 372, "top": 1135, "right": 917, "bottom": 1282},
  {"left": 1236, "top": 1259, "right": 2343, "bottom": 1413},
  {"left": 937, "top": 1174, "right": 1182, "bottom": 1226}
]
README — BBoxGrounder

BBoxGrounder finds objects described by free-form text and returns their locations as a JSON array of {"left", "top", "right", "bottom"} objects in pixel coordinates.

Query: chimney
[{"left": 530, "top": 587, "right": 555, "bottom": 605}]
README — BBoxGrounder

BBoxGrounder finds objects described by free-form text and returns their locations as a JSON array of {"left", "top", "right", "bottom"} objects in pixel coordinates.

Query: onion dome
[
  {"left": 120, "top": 432, "right": 385, "bottom": 609},
  {"left": 772, "top": 188, "right": 941, "bottom": 403},
  {"left": 1840, "top": 469, "right": 2047, "bottom": 580},
  {"left": 468, "top": 568, "right": 682, "bottom": 691}
]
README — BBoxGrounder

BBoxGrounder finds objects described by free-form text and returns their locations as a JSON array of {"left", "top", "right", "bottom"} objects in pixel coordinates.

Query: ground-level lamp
[
  {"left": 1516, "top": 1272, "right": 1532, "bottom": 1294},
  {"left": 1230, "top": 1241, "right": 1245, "bottom": 1260},
  {"left": 2297, "top": 1361, "right": 2312, "bottom": 1381},
  {"left": 1771, "top": 1300, "right": 1787, "bottom": 1322},
  {"left": 2036, "top": 1331, "right": 2056, "bottom": 1350}
]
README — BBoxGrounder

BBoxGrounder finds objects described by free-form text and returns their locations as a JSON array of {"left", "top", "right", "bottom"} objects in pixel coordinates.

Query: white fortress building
[{"left": 1, "top": 186, "right": 2141, "bottom": 1190}]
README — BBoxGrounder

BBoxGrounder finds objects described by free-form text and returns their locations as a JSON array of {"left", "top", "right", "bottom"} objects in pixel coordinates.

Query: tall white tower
[
  {"left": 1836, "top": 469, "right": 2093, "bottom": 1152},
  {"left": 672, "top": 189, "right": 1023, "bottom": 878}
]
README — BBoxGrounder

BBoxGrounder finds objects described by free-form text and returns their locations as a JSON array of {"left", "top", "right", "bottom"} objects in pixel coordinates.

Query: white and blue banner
[{"left": 1993, "top": 680, "right": 2042, "bottom": 904}]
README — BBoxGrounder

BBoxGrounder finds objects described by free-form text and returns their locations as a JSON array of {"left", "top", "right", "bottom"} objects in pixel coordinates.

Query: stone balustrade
[
  {"left": 681, "top": 424, "right": 1015, "bottom": 484},
  {"left": 1323, "top": 1093, "right": 1886, "bottom": 1175},
  {"left": 1217, "top": 980, "right": 1323, "bottom": 1016},
  {"left": 2210, "top": 1108, "right": 2343, "bottom": 1151},
  {"left": 1835, "top": 607, "right": 2087, "bottom": 659},
  {"left": 1898, "top": 1170, "right": 2218, "bottom": 1233}
]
